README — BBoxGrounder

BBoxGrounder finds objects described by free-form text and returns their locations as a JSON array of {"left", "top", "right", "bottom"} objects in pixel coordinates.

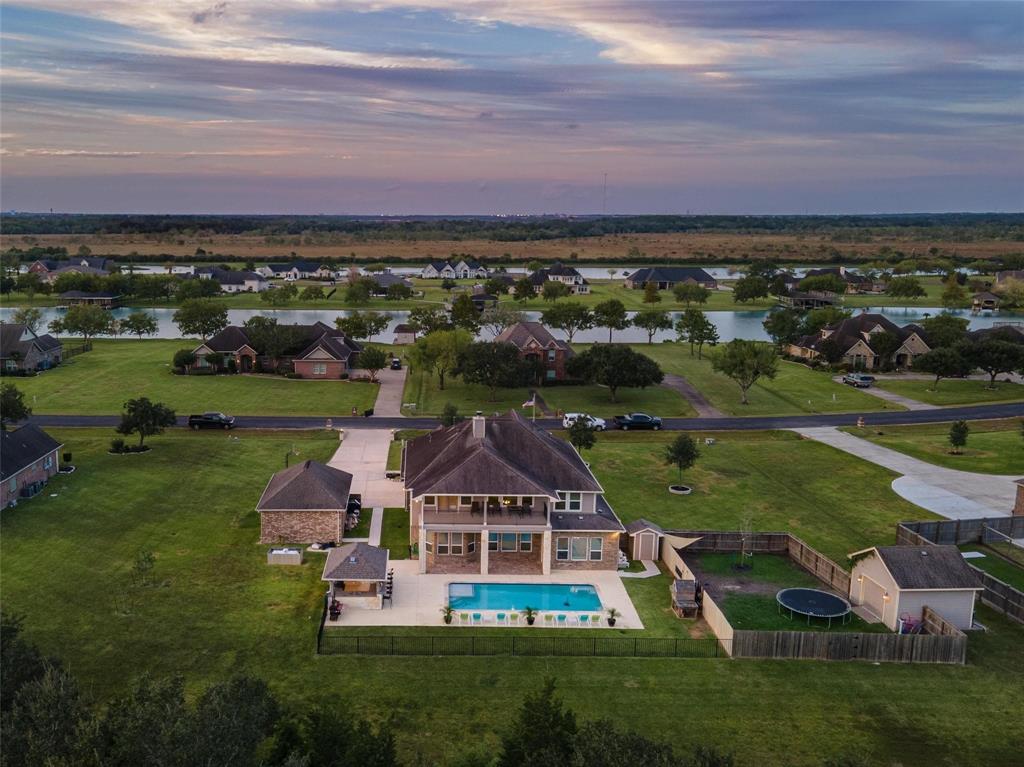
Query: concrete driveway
[
  {"left": 367, "top": 366, "right": 408, "bottom": 417},
  {"left": 328, "top": 428, "right": 406, "bottom": 509},
  {"left": 793, "top": 426, "right": 1020, "bottom": 519}
]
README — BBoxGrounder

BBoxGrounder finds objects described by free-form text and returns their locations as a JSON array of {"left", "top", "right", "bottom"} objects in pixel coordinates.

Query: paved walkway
[
  {"left": 618, "top": 560, "right": 661, "bottom": 579},
  {"left": 367, "top": 507, "right": 383, "bottom": 546},
  {"left": 793, "top": 426, "right": 1019, "bottom": 519},
  {"left": 661, "top": 373, "right": 724, "bottom": 418},
  {"left": 328, "top": 428, "right": 405, "bottom": 509},
  {"left": 831, "top": 377, "right": 937, "bottom": 411},
  {"left": 368, "top": 366, "right": 408, "bottom": 417}
]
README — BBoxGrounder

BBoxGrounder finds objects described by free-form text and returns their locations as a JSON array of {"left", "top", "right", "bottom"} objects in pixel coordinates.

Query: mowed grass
[
  {"left": 380, "top": 508, "right": 411, "bottom": 559},
  {"left": 12, "top": 339, "right": 379, "bottom": 416},
  {"left": 840, "top": 419, "right": 1024, "bottom": 475},
  {"left": 402, "top": 365, "right": 694, "bottom": 418},
  {"left": 609, "top": 342, "right": 894, "bottom": 416},
  {"left": 588, "top": 430, "right": 929, "bottom": 562},
  {"left": 3, "top": 428, "right": 1024, "bottom": 765},
  {"left": 874, "top": 378, "right": 1024, "bottom": 406},
  {"left": 960, "top": 547, "right": 1024, "bottom": 591}
]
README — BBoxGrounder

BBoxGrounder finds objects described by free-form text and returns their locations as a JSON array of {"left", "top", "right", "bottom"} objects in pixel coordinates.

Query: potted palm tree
[
  {"left": 606, "top": 607, "right": 621, "bottom": 627},
  {"left": 441, "top": 605, "right": 454, "bottom": 625},
  {"left": 523, "top": 606, "right": 538, "bottom": 626}
]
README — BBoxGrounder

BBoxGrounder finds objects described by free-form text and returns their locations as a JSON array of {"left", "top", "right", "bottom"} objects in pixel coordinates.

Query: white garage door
[{"left": 862, "top": 578, "right": 886, "bottom": 620}]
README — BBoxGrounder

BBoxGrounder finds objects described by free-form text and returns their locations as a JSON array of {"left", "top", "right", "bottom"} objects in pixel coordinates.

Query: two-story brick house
[
  {"left": 494, "top": 321, "right": 575, "bottom": 382},
  {"left": 402, "top": 411, "right": 624, "bottom": 576}
]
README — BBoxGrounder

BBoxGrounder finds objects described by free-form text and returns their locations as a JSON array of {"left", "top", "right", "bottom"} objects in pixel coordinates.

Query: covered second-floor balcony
[{"left": 420, "top": 495, "right": 551, "bottom": 527}]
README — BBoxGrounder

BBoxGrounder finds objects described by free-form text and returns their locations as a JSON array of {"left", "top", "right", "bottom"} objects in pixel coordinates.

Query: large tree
[
  {"left": 54, "top": 304, "right": 114, "bottom": 342},
  {"left": 886, "top": 275, "right": 926, "bottom": 301},
  {"left": 512, "top": 278, "right": 536, "bottom": 302},
  {"left": 480, "top": 304, "right": 525, "bottom": 337},
  {"left": 450, "top": 293, "right": 481, "bottom": 333},
  {"left": 1, "top": 383, "right": 31, "bottom": 429},
  {"left": 632, "top": 309, "right": 672, "bottom": 344},
  {"left": 913, "top": 347, "right": 971, "bottom": 389},
  {"left": 869, "top": 331, "right": 902, "bottom": 371},
  {"left": 919, "top": 314, "right": 970, "bottom": 348},
  {"left": 800, "top": 306, "right": 851, "bottom": 335},
  {"left": 731, "top": 275, "right": 769, "bottom": 304},
  {"left": 566, "top": 418, "right": 597, "bottom": 454},
  {"left": 542, "top": 281, "right": 571, "bottom": 302},
  {"left": 676, "top": 309, "right": 718, "bottom": 358},
  {"left": 762, "top": 308, "right": 802, "bottom": 346},
  {"left": 11, "top": 307, "right": 43, "bottom": 334},
  {"left": 498, "top": 679, "right": 577, "bottom": 767},
  {"left": 964, "top": 339, "right": 1024, "bottom": 388},
  {"left": 116, "top": 397, "right": 177, "bottom": 449},
  {"left": 120, "top": 311, "right": 159, "bottom": 339},
  {"left": 673, "top": 283, "right": 710, "bottom": 306},
  {"left": 541, "top": 302, "right": 593, "bottom": 343},
  {"left": 642, "top": 281, "right": 661, "bottom": 303},
  {"left": 420, "top": 328, "right": 473, "bottom": 389},
  {"left": 593, "top": 299, "right": 629, "bottom": 342},
  {"left": 407, "top": 305, "right": 452, "bottom": 335},
  {"left": 260, "top": 283, "right": 298, "bottom": 306},
  {"left": 172, "top": 299, "right": 228, "bottom": 341},
  {"left": 454, "top": 341, "right": 533, "bottom": 400},
  {"left": 355, "top": 346, "right": 387, "bottom": 383},
  {"left": 336, "top": 310, "right": 390, "bottom": 341},
  {"left": 798, "top": 274, "right": 847, "bottom": 294},
  {"left": 711, "top": 340, "right": 778, "bottom": 405},
  {"left": 567, "top": 345, "right": 663, "bottom": 402}
]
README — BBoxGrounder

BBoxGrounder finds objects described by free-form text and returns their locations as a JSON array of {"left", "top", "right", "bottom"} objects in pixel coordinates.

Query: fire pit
[{"left": 668, "top": 485, "right": 692, "bottom": 495}]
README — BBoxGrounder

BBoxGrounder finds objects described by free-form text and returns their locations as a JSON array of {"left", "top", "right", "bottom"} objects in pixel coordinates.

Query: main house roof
[
  {"left": 256, "top": 460, "right": 353, "bottom": 511},
  {"left": 1, "top": 424, "right": 62, "bottom": 481},
  {"left": 404, "top": 410, "right": 602, "bottom": 498},
  {"left": 792, "top": 313, "right": 928, "bottom": 357},
  {"left": 494, "top": 322, "right": 573, "bottom": 355},
  {"left": 198, "top": 321, "right": 361, "bottom": 359},
  {"left": 0, "top": 323, "right": 62, "bottom": 360},
  {"left": 853, "top": 545, "right": 983, "bottom": 591}
]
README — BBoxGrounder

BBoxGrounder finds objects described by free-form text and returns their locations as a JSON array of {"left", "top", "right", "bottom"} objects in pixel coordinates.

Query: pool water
[{"left": 448, "top": 582, "right": 602, "bottom": 612}]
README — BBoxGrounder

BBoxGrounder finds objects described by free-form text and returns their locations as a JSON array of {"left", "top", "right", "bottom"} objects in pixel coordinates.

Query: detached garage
[
  {"left": 625, "top": 519, "right": 664, "bottom": 561},
  {"left": 848, "top": 545, "right": 983, "bottom": 632},
  {"left": 257, "top": 460, "right": 353, "bottom": 544}
]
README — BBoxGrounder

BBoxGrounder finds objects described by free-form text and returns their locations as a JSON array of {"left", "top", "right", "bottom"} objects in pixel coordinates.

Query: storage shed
[
  {"left": 848, "top": 545, "right": 983, "bottom": 631},
  {"left": 625, "top": 519, "right": 664, "bottom": 561}
]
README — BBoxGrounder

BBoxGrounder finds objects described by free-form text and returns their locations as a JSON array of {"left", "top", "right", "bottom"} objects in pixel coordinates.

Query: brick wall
[
  {"left": 259, "top": 510, "right": 342, "bottom": 544},
  {"left": 293, "top": 360, "right": 348, "bottom": 379},
  {"left": 549, "top": 532, "right": 620, "bottom": 571},
  {"left": 1, "top": 450, "right": 59, "bottom": 508}
]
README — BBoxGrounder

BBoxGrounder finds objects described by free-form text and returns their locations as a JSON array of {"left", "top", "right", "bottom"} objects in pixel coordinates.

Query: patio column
[
  {"left": 480, "top": 532, "right": 489, "bottom": 575},
  {"left": 541, "top": 530, "right": 551, "bottom": 575},
  {"left": 419, "top": 527, "right": 428, "bottom": 574}
]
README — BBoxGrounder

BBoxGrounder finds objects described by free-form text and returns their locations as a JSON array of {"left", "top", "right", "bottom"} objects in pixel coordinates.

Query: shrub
[
  {"left": 110, "top": 438, "right": 125, "bottom": 453},
  {"left": 172, "top": 349, "right": 196, "bottom": 371},
  {"left": 226, "top": 358, "right": 238, "bottom": 374},
  {"left": 340, "top": 372, "right": 349, "bottom": 380},
  {"left": 285, "top": 372, "right": 303, "bottom": 379}
]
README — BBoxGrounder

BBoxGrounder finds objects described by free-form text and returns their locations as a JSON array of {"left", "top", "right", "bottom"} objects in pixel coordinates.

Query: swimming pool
[{"left": 448, "top": 582, "right": 602, "bottom": 612}]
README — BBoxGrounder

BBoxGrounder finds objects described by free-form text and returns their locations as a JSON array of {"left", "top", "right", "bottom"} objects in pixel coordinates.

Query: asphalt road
[{"left": 27, "top": 401, "right": 1024, "bottom": 432}]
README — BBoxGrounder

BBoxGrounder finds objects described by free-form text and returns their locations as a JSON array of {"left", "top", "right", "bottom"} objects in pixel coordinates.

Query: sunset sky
[{"left": 1, "top": 1, "right": 1021, "bottom": 214}]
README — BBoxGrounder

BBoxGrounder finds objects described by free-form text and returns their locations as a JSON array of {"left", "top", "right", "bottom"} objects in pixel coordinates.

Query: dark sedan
[{"left": 613, "top": 413, "right": 662, "bottom": 430}]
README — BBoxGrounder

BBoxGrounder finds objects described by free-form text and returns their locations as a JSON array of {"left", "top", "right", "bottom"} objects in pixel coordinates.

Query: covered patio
[{"left": 322, "top": 542, "right": 390, "bottom": 612}]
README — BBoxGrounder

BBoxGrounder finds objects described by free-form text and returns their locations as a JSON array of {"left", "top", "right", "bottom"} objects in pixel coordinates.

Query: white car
[{"left": 562, "top": 413, "right": 606, "bottom": 431}]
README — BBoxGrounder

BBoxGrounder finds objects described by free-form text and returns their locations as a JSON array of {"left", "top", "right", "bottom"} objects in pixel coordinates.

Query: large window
[
  {"left": 556, "top": 537, "right": 569, "bottom": 561},
  {"left": 488, "top": 532, "right": 499, "bottom": 551},
  {"left": 312, "top": 362, "right": 327, "bottom": 375},
  {"left": 436, "top": 532, "right": 449, "bottom": 555},
  {"left": 459, "top": 496, "right": 472, "bottom": 506},
  {"left": 570, "top": 537, "right": 588, "bottom": 561},
  {"left": 520, "top": 533, "right": 532, "bottom": 552},
  {"left": 555, "top": 492, "right": 582, "bottom": 512},
  {"left": 451, "top": 532, "right": 463, "bottom": 555},
  {"left": 424, "top": 496, "right": 436, "bottom": 507},
  {"left": 500, "top": 533, "right": 518, "bottom": 552},
  {"left": 556, "top": 536, "right": 603, "bottom": 561},
  {"left": 589, "top": 537, "right": 603, "bottom": 561}
]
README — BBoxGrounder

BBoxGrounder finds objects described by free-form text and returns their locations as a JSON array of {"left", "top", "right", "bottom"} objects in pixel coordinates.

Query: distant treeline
[{"left": 3, "top": 212, "right": 1024, "bottom": 241}]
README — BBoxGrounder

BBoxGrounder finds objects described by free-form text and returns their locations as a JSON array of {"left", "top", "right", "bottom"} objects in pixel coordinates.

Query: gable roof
[
  {"left": 853, "top": 545, "right": 983, "bottom": 590},
  {"left": 551, "top": 496, "right": 625, "bottom": 532},
  {"left": 625, "top": 518, "right": 664, "bottom": 535},
  {"left": 0, "top": 324, "right": 62, "bottom": 360},
  {"left": 404, "top": 410, "right": 602, "bottom": 498},
  {"left": 793, "top": 313, "right": 929, "bottom": 357},
  {"left": 528, "top": 262, "right": 584, "bottom": 285},
  {"left": 256, "top": 460, "right": 353, "bottom": 511},
  {"left": 295, "top": 332, "right": 357, "bottom": 361},
  {"left": 627, "top": 267, "right": 715, "bottom": 284},
  {"left": 197, "top": 322, "right": 361, "bottom": 357},
  {"left": 202, "top": 326, "right": 255, "bottom": 353},
  {"left": 322, "top": 543, "right": 389, "bottom": 581},
  {"left": 1, "top": 424, "right": 62, "bottom": 481},
  {"left": 494, "top": 322, "right": 572, "bottom": 354}
]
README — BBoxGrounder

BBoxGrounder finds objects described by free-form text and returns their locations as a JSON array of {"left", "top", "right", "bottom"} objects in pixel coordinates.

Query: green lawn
[
  {"left": 691, "top": 552, "right": 821, "bottom": 584},
  {"left": 960, "top": 547, "right": 1024, "bottom": 591},
  {"left": 11, "top": 339, "right": 379, "bottom": 416},
  {"left": 840, "top": 419, "right": 1024, "bottom": 475},
  {"left": 607, "top": 342, "right": 896, "bottom": 416},
  {"left": 345, "top": 513, "right": 372, "bottom": 539},
  {"left": 3, "top": 428, "right": 1024, "bottom": 765},
  {"left": 588, "top": 430, "right": 929, "bottom": 562},
  {"left": 402, "top": 365, "right": 695, "bottom": 417},
  {"left": 380, "top": 507, "right": 411, "bottom": 559},
  {"left": 873, "top": 378, "right": 1024, "bottom": 407},
  {"left": 842, "top": 275, "right": 946, "bottom": 307}
]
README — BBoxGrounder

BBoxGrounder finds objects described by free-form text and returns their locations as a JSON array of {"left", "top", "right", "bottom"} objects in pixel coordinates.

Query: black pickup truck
[
  {"left": 188, "top": 412, "right": 236, "bottom": 430},
  {"left": 613, "top": 413, "right": 662, "bottom": 430}
]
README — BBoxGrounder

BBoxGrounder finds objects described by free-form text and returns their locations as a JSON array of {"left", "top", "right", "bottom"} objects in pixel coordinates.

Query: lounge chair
[
  {"left": 459, "top": 612, "right": 470, "bottom": 625},
  {"left": 556, "top": 614, "right": 567, "bottom": 627},
  {"left": 471, "top": 612, "right": 483, "bottom": 625},
  {"left": 496, "top": 612, "right": 507, "bottom": 626},
  {"left": 509, "top": 613, "right": 520, "bottom": 626},
  {"left": 543, "top": 614, "right": 554, "bottom": 627}
]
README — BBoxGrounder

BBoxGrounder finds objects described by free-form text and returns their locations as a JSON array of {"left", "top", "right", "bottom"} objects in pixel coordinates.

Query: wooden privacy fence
[
  {"left": 731, "top": 628, "right": 966, "bottom": 664},
  {"left": 897, "top": 519, "right": 1024, "bottom": 625}
]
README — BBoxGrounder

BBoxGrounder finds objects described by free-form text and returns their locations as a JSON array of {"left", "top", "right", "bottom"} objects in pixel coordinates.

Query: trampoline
[{"left": 776, "top": 588, "right": 852, "bottom": 627}]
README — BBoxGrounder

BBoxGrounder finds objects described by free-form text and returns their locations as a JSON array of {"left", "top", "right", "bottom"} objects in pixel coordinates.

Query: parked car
[
  {"left": 613, "top": 413, "right": 662, "bottom": 430},
  {"left": 188, "top": 412, "right": 235, "bottom": 430},
  {"left": 390, "top": 358, "right": 402, "bottom": 370},
  {"left": 562, "top": 413, "right": 606, "bottom": 431},
  {"left": 842, "top": 373, "right": 875, "bottom": 388}
]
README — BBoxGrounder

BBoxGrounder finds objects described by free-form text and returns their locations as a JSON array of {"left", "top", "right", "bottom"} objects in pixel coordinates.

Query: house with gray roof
[
  {"left": 848, "top": 545, "right": 983, "bottom": 631},
  {"left": 402, "top": 411, "right": 624, "bottom": 575},
  {"left": 1, "top": 424, "right": 63, "bottom": 508},
  {"left": 191, "top": 321, "right": 361, "bottom": 376},
  {"left": 0, "top": 323, "right": 63, "bottom": 372},
  {"left": 257, "top": 460, "right": 353, "bottom": 543},
  {"left": 527, "top": 262, "right": 590, "bottom": 294},
  {"left": 624, "top": 267, "right": 717, "bottom": 291},
  {"left": 786, "top": 312, "right": 931, "bottom": 370}
]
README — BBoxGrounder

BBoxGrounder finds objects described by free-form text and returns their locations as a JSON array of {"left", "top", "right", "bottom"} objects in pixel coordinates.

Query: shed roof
[
  {"left": 322, "top": 543, "right": 389, "bottom": 581},
  {"left": 853, "top": 545, "right": 983, "bottom": 590},
  {"left": 256, "top": 460, "right": 352, "bottom": 511},
  {"left": 625, "top": 518, "right": 664, "bottom": 535}
]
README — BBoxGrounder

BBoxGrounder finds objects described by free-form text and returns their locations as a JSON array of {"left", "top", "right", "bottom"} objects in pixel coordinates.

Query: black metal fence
[{"left": 317, "top": 632, "right": 724, "bottom": 658}]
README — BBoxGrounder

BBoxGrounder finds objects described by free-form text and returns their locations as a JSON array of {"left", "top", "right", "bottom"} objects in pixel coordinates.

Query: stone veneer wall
[
  {"left": 260, "top": 510, "right": 342, "bottom": 544},
  {"left": 549, "top": 532, "right": 620, "bottom": 571}
]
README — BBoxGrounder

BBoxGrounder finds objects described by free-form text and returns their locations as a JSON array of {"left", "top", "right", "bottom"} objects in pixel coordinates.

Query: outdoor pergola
[{"left": 322, "top": 543, "right": 390, "bottom": 611}]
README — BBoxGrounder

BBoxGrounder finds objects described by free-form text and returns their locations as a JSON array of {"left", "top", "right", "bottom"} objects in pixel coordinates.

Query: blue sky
[{"left": 1, "top": 1, "right": 1021, "bottom": 214}]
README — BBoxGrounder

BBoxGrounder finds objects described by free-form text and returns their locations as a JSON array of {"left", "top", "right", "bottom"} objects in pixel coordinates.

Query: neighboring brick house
[
  {"left": 366, "top": 271, "right": 414, "bottom": 295},
  {"left": 402, "top": 411, "right": 624, "bottom": 575},
  {"left": 0, "top": 323, "right": 63, "bottom": 372},
  {"left": 192, "top": 321, "right": 361, "bottom": 376},
  {"left": 29, "top": 257, "right": 115, "bottom": 282},
  {"left": 1, "top": 424, "right": 62, "bottom": 509},
  {"left": 624, "top": 267, "right": 717, "bottom": 290},
  {"left": 257, "top": 460, "right": 353, "bottom": 543},
  {"left": 494, "top": 321, "right": 574, "bottom": 382},
  {"left": 786, "top": 312, "right": 931, "bottom": 370},
  {"left": 528, "top": 262, "right": 590, "bottom": 294}
]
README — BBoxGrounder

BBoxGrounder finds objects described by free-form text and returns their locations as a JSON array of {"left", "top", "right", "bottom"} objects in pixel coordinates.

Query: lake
[{"left": 1, "top": 305, "right": 1012, "bottom": 344}]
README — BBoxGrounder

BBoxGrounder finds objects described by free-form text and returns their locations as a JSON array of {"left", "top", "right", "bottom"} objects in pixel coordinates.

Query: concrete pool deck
[{"left": 325, "top": 560, "right": 645, "bottom": 629}]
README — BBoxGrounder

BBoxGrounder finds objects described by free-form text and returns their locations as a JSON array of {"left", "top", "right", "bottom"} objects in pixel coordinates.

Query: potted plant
[
  {"left": 441, "top": 605, "right": 454, "bottom": 625},
  {"left": 523, "top": 606, "right": 537, "bottom": 626},
  {"left": 606, "top": 607, "right": 621, "bottom": 627}
]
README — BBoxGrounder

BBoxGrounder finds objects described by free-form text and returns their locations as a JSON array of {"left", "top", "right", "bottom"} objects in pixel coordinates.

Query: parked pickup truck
[
  {"left": 842, "top": 373, "right": 876, "bottom": 388},
  {"left": 613, "top": 413, "right": 662, "bottom": 431},
  {"left": 188, "top": 412, "right": 236, "bottom": 430}
]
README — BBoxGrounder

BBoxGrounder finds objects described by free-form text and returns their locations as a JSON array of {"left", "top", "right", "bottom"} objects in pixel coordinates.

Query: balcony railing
[{"left": 423, "top": 503, "right": 549, "bottom": 527}]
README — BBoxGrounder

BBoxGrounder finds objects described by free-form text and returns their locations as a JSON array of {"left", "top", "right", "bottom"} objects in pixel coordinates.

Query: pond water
[{"left": 1, "top": 305, "right": 1011, "bottom": 343}]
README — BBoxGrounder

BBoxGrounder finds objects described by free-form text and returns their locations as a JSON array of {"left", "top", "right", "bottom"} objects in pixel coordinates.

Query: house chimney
[{"left": 472, "top": 415, "right": 486, "bottom": 439}]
